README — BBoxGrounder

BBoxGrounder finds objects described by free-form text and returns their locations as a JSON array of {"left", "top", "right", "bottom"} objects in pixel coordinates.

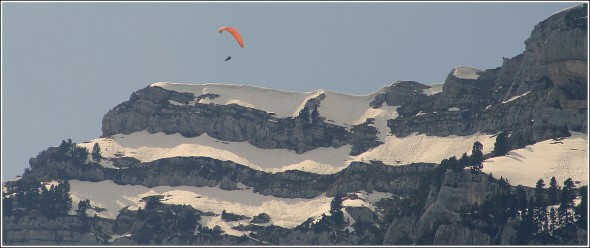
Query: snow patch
[
  {"left": 68, "top": 180, "right": 395, "bottom": 235},
  {"left": 482, "top": 132, "right": 588, "bottom": 187},
  {"left": 108, "top": 233, "right": 131, "bottom": 243},
  {"left": 316, "top": 91, "right": 377, "bottom": 127},
  {"left": 453, "top": 66, "right": 481, "bottom": 80},
  {"left": 343, "top": 190, "right": 392, "bottom": 212},
  {"left": 552, "top": 4, "right": 583, "bottom": 15},
  {"left": 69, "top": 179, "right": 333, "bottom": 229},
  {"left": 422, "top": 83, "right": 444, "bottom": 96},
  {"left": 168, "top": 100, "right": 185, "bottom": 106},
  {"left": 502, "top": 91, "right": 531, "bottom": 104},
  {"left": 354, "top": 104, "right": 399, "bottom": 141},
  {"left": 226, "top": 99, "right": 256, "bottom": 109}
]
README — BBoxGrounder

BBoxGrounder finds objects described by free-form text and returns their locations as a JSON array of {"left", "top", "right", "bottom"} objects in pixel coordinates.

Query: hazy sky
[{"left": 1, "top": 1, "right": 582, "bottom": 180}]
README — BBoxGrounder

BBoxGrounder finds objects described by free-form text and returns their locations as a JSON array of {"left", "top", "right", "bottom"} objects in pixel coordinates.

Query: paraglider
[
  {"left": 219, "top": 26, "right": 244, "bottom": 48},
  {"left": 219, "top": 26, "right": 244, "bottom": 61}
]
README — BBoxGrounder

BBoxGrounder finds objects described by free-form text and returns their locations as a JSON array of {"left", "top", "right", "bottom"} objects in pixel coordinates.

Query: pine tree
[
  {"left": 470, "top": 141, "right": 484, "bottom": 173},
  {"left": 92, "top": 143, "right": 102, "bottom": 162},
  {"left": 72, "top": 146, "right": 89, "bottom": 164},
  {"left": 459, "top": 153, "right": 469, "bottom": 170},
  {"left": 534, "top": 179, "right": 545, "bottom": 207},
  {"left": 514, "top": 187, "right": 528, "bottom": 212},
  {"left": 575, "top": 186, "right": 587, "bottom": 229},
  {"left": 532, "top": 179, "right": 548, "bottom": 233},
  {"left": 548, "top": 177, "right": 560, "bottom": 205},
  {"left": 56, "top": 180, "right": 72, "bottom": 215},
  {"left": 298, "top": 106, "right": 310, "bottom": 123},
  {"left": 537, "top": 205, "right": 549, "bottom": 234},
  {"left": 558, "top": 178, "right": 576, "bottom": 225},
  {"left": 76, "top": 199, "right": 91, "bottom": 216},
  {"left": 221, "top": 209, "right": 228, "bottom": 221},
  {"left": 57, "top": 140, "right": 69, "bottom": 161},
  {"left": 329, "top": 194, "right": 345, "bottom": 229},
  {"left": 493, "top": 131, "right": 510, "bottom": 156},
  {"left": 311, "top": 107, "right": 320, "bottom": 123},
  {"left": 515, "top": 198, "right": 535, "bottom": 244},
  {"left": 549, "top": 207, "right": 558, "bottom": 233}
]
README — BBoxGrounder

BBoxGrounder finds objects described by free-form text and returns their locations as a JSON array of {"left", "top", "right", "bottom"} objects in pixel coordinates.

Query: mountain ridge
[{"left": 2, "top": 3, "right": 587, "bottom": 246}]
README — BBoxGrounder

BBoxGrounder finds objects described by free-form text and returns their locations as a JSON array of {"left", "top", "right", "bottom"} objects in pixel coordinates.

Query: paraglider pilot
[{"left": 225, "top": 56, "right": 232, "bottom": 61}]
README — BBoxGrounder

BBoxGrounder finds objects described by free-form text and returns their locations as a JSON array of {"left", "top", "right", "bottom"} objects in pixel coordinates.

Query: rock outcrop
[
  {"left": 434, "top": 222, "right": 491, "bottom": 245},
  {"left": 509, "top": 4, "right": 587, "bottom": 100},
  {"left": 388, "top": 4, "right": 587, "bottom": 143},
  {"left": 102, "top": 86, "right": 350, "bottom": 154},
  {"left": 384, "top": 170, "right": 507, "bottom": 245},
  {"left": 2, "top": 214, "right": 111, "bottom": 245}
]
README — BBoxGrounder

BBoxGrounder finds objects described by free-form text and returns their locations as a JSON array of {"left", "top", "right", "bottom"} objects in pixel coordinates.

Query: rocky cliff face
[
  {"left": 27, "top": 147, "right": 434, "bottom": 199},
  {"left": 102, "top": 86, "right": 351, "bottom": 154},
  {"left": 510, "top": 5, "right": 587, "bottom": 100},
  {"left": 101, "top": 85, "right": 384, "bottom": 155},
  {"left": 384, "top": 167, "right": 589, "bottom": 245},
  {"left": 388, "top": 4, "right": 587, "bottom": 142},
  {"left": 383, "top": 170, "right": 498, "bottom": 245},
  {"left": 2, "top": 214, "right": 111, "bottom": 245},
  {"left": 3, "top": 4, "right": 588, "bottom": 246}
]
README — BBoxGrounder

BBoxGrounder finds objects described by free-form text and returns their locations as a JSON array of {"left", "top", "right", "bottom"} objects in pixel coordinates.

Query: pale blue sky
[{"left": 1, "top": 1, "right": 582, "bottom": 180}]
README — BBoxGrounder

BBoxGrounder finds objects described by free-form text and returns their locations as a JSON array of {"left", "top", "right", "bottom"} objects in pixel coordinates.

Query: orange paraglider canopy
[{"left": 219, "top": 26, "right": 244, "bottom": 48}]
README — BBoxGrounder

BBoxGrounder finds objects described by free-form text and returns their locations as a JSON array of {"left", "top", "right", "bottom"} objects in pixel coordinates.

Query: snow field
[
  {"left": 352, "top": 132, "right": 497, "bottom": 166},
  {"left": 151, "top": 82, "right": 389, "bottom": 128},
  {"left": 78, "top": 130, "right": 501, "bottom": 175},
  {"left": 342, "top": 190, "right": 392, "bottom": 213},
  {"left": 78, "top": 131, "right": 352, "bottom": 174},
  {"left": 315, "top": 90, "right": 378, "bottom": 127},
  {"left": 482, "top": 132, "right": 588, "bottom": 188},
  {"left": 152, "top": 82, "right": 326, "bottom": 120},
  {"left": 67, "top": 180, "right": 392, "bottom": 236}
]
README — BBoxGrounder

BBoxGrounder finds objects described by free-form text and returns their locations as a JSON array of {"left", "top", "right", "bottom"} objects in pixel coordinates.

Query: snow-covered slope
[
  {"left": 152, "top": 82, "right": 312, "bottom": 119},
  {"left": 483, "top": 132, "right": 588, "bottom": 188},
  {"left": 79, "top": 131, "right": 499, "bottom": 174},
  {"left": 67, "top": 180, "right": 392, "bottom": 236},
  {"left": 151, "top": 82, "right": 387, "bottom": 128},
  {"left": 353, "top": 132, "right": 497, "bottom": 165},
  {"left": 153, "top": 82, "right": 446, "bottom": 128},
  {"left": 79, "top": 82, "right": 587, "bottom": 186},
  {"left": 79, "top": 131, "right": 352, "bottom": 174}
]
